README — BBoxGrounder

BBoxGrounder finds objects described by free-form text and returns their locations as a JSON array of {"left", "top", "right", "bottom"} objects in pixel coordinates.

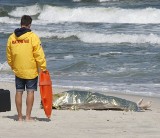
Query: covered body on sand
[{"left": 49, "top": 90, "right": 151, "bottom": 111}]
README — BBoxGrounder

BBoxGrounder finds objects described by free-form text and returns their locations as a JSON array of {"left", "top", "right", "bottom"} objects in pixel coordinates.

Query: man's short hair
[{"left": 21, "top": 15, "right": 32, "bottom": 26}]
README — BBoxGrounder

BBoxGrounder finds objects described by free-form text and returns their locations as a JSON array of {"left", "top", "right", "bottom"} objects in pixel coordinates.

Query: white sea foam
[
  {"left": 34, "top": 31, "right": 75, "bottom": 39},
  {"left": 0, "top": 62, "right": 11, "bottom": 71},
  {"left": 35, "top": 30, "right": 160, "bottom": 44},
  {"left": 0, "top": 17, "right": 18, "bottom": 24},
  {"left": 38, "top": 5, "right": 160, "bottom": 24},
  {"left": 8, "top": 4, "right": 41, "bottom": 17},
  {"left": 77, "top": 33, "right": 160, "bottom": 44},
  {"left": 99, "top": 52, "right": 122, "bottom": 56},
  {"left": 46, "top": 57, "right": 56, "bottom": 61},
  {"left": 46, "top": 55, "right": 74, "bottom": 61},
  {"left": 1, "top": 5, "right": 160, "bottom": 24},
  {"left": 73, "top": 0, "right": 81, "bottom": 2},
  {"left": 64, "top": 55, "right": 74, "bottom": 60}
]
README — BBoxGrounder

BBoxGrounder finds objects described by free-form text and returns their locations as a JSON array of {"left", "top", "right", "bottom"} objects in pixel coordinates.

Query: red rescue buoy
[{"left": 39, "top": 70, "right": 53, "bottom": 118}]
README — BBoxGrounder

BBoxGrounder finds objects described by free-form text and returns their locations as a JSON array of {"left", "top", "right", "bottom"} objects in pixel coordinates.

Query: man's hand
[{"left": 42, "top": 70, "right": 47, "bottom": 73}]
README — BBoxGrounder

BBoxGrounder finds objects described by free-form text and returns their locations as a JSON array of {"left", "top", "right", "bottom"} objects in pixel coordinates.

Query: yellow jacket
[{"left": 6, "top": 29, "right": 46, "bottom": 79}]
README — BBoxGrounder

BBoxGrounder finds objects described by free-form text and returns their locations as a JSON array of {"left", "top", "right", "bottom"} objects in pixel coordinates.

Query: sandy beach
[{"left": 0, "top": 82, "right": 160, "bottom": 138}]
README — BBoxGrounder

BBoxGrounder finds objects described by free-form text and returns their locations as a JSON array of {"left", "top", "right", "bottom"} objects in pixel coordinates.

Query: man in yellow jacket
[{"left": 6, "top": 15, "right": 47, "bottom": 121}]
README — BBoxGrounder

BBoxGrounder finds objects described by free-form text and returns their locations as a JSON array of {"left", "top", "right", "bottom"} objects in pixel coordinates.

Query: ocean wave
[
  {"left": 38, "top": 5, "right": 160, "bottom": 24},
  {"left": 0, "top": 17, "right": 19, "bottom": 24},
  {"left": 35, "top": 31, "right": 78, "bottom": 39},
  {"left": 1, "top": 4, "right": 160, "bottom": 24},
  {"left": 77, "top": 33, "right": 160, "bottom": 44},
  {"left": 8, "top": 4, "right": 41, "bottom": 17},
  {"left": 36, "top": 31, "right": 160, "bottom": 44},
  {"left": 2, "top": 28, "right": 160, "bottom": 44}
]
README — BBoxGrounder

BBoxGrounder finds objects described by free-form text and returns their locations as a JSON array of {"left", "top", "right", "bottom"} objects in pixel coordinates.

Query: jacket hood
[{"left": 14, "top": 27, "right": 32, "bottom": 40}]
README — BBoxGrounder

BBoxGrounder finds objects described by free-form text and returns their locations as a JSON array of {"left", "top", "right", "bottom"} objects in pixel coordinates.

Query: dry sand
[{"left": 0, "top": 82, "right": 160, "bottom": 138}]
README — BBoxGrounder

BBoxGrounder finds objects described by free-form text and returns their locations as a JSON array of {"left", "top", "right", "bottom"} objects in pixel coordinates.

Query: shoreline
[
  {"left": 1, "top": 80, "right": 160, "bottom": 98},
  {"left": 0, "top": 81, "right": 160, "bottom": 111},
  {"left": 0, "top": 81, "right": 160, "bottom": 138}
]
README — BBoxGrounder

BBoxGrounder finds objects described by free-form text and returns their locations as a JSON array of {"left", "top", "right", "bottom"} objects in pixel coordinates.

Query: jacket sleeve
[
  {"left": 6, "top": 36, "right": 13, "bottom": 69},
  {"left": 32, "top": 34, "right": 47, "bottom": 71}
]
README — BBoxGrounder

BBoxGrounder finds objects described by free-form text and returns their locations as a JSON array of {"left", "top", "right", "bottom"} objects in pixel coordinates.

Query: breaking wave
[
  {"left": 38, "top": 6, "right": 160, "bottom": 24},
  {"left": 2, "top": 4, "right": 160, "bottom": 24},
  {"left": 36, "top": 31, "right": 160, "bottom": 44}
]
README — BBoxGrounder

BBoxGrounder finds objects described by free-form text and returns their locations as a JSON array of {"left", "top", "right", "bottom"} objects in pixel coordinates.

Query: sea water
[{"left": 0, "top": 0, "right": 160, "bottom": 97}]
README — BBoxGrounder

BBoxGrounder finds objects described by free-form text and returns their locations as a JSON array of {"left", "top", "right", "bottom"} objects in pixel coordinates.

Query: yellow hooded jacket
[{"left": 6, "top": 28, "right": 46, "bottom": 79}]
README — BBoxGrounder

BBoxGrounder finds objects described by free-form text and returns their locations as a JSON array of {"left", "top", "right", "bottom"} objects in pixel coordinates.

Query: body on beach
[{"left": 52, "top": 90, "right": 151, "bottom": 111}]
